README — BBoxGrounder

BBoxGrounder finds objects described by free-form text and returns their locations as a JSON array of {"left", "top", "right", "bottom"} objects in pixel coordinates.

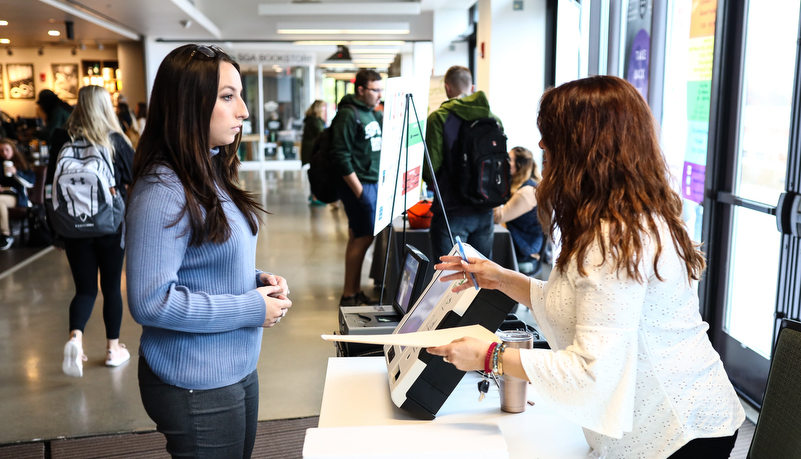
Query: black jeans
[
  {"left": 668, "top": 431, "right": 738, "bottom": 459},
  {"left": 63, "top": 232, "right": 124, "bottom": 338},
  {"left": 138, "top": 357, "right": 260, "bottom": 459}
]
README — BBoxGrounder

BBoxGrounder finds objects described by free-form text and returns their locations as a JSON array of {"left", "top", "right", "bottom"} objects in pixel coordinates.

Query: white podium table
[{"left": 304, "top": 357, "right": 590, "bottom": 458}]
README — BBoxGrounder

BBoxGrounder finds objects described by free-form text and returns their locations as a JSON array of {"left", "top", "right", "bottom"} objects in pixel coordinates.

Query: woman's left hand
[
  {"left": 259, "top": 273, "right": 289, "bottom": 298},
  {"left": 427, "top": 337, "right": 492, "bottom": 372}
]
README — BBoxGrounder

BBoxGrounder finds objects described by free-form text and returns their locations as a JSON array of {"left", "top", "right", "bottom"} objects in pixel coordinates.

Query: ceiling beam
[
  {"left": 170, "top": 0, "right": 222, "bottom": 39},
  {"left": 36, "top": 0, "right": 141, "bottom": 41}
]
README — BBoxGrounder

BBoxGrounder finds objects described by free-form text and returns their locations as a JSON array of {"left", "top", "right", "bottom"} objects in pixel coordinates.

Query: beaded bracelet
[
  {"left": 485, "top": 342, "right": 498, "bottom": 374},
  {"left": 492, "top": 343, "right": 507, "bottom": 376}
]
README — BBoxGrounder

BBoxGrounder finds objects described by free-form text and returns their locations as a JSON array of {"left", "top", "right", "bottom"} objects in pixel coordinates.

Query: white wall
[
  {"left": 477, "top": 0, "right": 548, "bottom": 161},
  {"left": 432, "top": 9, "right": 470, "bottom": 75},
  {"left": 0, "top": 47, "right": 120, "bottom": 117}
]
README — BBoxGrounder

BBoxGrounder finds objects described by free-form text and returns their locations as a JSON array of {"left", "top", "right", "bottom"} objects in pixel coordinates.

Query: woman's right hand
[
  {"left": 435, "top": 255, "right": 510, "bottom": 293},
  {"left": 257, "top": 286, "right": 292, "bottom": 328}
]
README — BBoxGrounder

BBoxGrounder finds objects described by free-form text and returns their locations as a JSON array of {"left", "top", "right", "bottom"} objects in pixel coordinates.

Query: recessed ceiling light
[
  {"left": 294, "top": 40, "right": 405, "bottom": 46},
  {"left": 48, "top": 30, "right": 61, "bottom": 36},
  {"left": 0, "top": 38, "right": 9, "bottom": 44},
  {"left": 0, "top": 20, "right": 8, "bottom": 26}
]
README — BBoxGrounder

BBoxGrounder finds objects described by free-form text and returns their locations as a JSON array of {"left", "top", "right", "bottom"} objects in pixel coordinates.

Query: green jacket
[
  {"left": 423, "top": 91, "right": 501, "bottom": 185},
  {"left": 330, "top": 94, "right": 383, "bottom": 182}
]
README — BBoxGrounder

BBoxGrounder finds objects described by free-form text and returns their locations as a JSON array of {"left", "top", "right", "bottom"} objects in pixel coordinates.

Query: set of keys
[{"left": 477, "top": 372, "right": 500, "bottom": 402}]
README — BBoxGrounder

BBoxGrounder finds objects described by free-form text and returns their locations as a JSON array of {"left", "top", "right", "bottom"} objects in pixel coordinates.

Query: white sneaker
[
  {"left": 63, "top": 339, "right": 85, "bottom": 377},
  {"left": 105, "top": 344, "right": 130, "bottom": 367}
]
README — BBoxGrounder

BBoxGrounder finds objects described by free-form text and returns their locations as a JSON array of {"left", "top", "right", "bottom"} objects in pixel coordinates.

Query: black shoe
[
  {"left": 0, "top": 235, "right": 13, "bottom": 251},
  {"left": 339, "top": 291, "right": 377, "bottom": 306},
  {"left": 355, "top": 291, "right": 377, "bottom": 305}
]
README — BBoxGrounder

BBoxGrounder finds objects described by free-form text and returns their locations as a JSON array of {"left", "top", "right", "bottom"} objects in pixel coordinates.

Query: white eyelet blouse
[{"left": 521, "top": 220, "right": 745, "bottom": 458}]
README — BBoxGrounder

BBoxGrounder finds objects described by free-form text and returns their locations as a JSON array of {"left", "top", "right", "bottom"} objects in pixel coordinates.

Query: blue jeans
[
  {"left": 138, "top": 357, "right": 259, "bottom": 458},
  {"left": 429, "top": 211, "right": 494, "bottom": 261}
]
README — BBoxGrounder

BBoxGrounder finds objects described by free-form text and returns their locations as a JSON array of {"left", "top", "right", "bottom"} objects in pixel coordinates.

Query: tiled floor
[{"left": 0, "top": 170, "right": 348, "bottom": 444}]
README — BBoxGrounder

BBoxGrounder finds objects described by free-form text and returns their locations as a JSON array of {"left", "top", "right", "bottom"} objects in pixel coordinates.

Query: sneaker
[
  {"left": 105, "top": 344, "right": 131, "bottom": 367},
  {"left": 63, "top": 339, "right": 86, "bottom": 377},
  {"left": 0, "top": 235, "right": 13, "bottom": 251}
]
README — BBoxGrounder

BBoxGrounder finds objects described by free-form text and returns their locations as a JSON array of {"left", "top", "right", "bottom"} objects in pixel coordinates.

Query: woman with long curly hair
[{"left": 428, "top": 76, "right": 744, "bottom": 458}]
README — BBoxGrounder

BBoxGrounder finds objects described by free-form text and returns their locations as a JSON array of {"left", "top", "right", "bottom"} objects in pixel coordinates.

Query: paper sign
[{"left": 321, "top": 324, "right": 501, "bottom": 348}]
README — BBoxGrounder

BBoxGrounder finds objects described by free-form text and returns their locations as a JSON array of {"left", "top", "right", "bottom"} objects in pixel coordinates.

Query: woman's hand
[
  {"left": 258, "top": 287, "right": 291, "bottom": 328},
  {"left": 427, "top": 337, "right": 492, "bottom": 372},
  {"left": 435, "top": 255, "right": 509, "bottom": 293},
  {"left": 259, "top": 273, "right": 289, "bottom": 298}
]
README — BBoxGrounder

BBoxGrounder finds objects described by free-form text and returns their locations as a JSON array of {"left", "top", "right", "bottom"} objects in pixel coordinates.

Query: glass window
[
  {"left": 725, "top": 207, "right": 781, "bottom": 357},
  {"left": 735, "top": 0, "right": 800, "bottom": 206}
]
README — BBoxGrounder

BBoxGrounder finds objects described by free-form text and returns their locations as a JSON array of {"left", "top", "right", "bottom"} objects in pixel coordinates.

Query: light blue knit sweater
[{"left": 125, "top": 164, "right": 267, "bottom": 390}]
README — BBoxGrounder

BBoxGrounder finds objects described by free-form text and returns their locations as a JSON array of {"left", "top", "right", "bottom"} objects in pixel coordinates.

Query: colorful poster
[
  {"left": 373, "top": 76, "right": 431, "bottom": 236},
  {"left": 624, "top": 0, "right": 653, "bottom": 99},
  {"left": 681, "top": 0, "right": 717, "bottom": 203}
]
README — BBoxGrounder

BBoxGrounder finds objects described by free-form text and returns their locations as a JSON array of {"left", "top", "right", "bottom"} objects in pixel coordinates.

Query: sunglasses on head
[{"left": 189, "top": 44, "right": 226, "bottom": 60}]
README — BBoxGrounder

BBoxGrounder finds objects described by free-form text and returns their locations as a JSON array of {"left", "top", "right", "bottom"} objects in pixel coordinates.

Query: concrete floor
[{"left": 0, "top": 170, "right": 355, "bottom": 444}]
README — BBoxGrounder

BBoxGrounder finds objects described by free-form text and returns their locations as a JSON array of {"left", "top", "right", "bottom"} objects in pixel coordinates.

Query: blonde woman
[
  {"left": 493, "top": 146, "right": 545, "bottom": 275},
  {"left": 46, "top": 85, "right": 135, "bottom": 377}
]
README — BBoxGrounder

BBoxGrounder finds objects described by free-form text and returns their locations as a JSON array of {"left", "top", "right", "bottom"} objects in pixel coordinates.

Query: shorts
[{"left": 337, "top": 181, "right": 377, "bottom": 238}]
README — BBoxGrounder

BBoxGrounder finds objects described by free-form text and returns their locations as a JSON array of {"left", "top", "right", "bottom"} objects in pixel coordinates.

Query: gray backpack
[{"left": 47, "top": 139, "right": 124, "bottom": 238}]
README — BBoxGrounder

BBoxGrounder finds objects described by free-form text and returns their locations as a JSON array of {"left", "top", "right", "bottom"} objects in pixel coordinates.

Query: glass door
[{"left": 705, "top": 0, "right": 801, "bottom": 406}]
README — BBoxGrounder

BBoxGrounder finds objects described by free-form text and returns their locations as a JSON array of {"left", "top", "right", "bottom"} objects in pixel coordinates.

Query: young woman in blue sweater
[{"left": 125, "top": 44, "right": 292, "bottom": 458}]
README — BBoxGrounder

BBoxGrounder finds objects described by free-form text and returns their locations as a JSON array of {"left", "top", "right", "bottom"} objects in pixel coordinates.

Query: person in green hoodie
[
  {"left": 330, "top": 69, "right": 384, "bottom": 306},
  {"left": 424, "top": 65, "right": 503, "bottom": 260}
]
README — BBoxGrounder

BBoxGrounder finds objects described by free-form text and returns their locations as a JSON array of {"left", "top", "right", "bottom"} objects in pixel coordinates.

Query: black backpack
[
  {"left": 449, "top": 117, "right": 511, "bottom": 209},
  {"left": 306, "top": 105, "right": 360, "bottom": 204}
]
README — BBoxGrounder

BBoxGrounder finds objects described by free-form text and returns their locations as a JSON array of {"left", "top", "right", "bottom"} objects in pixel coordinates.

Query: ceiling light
[
  {"left": 0, "top": 38, "right": 9, "bottom": 44},
  {"left": 0, "top": 20, "right": 8, "bottom": 26},
  {"left": 277, "top": 22, "right": 410, "bottom": 35},
  {"left": 349, "top": 54, "right": 397, "bottom": 59},
  {"left": 353, "top": 59, "right": 395, "bottom": 64},
  {"left": 48, "top": 30, "right": 60, "bottom": 36},
  {"left": 293, "top": 40, "right": 405, "bottom": 46},
  {"left": 259, "top": 2, "right": 420, "bottom": 16},
  {"left": 350, "top": 48, "right": 399, "bottom": 54}
]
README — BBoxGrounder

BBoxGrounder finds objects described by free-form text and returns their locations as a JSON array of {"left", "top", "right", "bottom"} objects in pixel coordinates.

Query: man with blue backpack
[{"left": 424, "top": 65, "right": 510, "bottom": 260}]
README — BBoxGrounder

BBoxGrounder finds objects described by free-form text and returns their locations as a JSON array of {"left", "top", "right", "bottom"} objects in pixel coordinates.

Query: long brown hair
[
  {"left": 131, "top": 44, "right": 264, "bottom": 246},
  {"left": 0, "top": 139, "right": 29, "bottom": 171},
  {"left": 536, "top": 76, "right": 705, "bottom": 282},
  {"left": 509, "top": 146, "right": 540, "bottom": 191}
]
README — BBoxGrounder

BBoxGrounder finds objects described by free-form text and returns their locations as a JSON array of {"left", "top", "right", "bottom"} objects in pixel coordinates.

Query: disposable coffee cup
[
  {"left": 497, "top": 330, "right": 534, "bottom": 413},
  {"left": 3, "top": 161, "right": 13, "bottom": 177}
]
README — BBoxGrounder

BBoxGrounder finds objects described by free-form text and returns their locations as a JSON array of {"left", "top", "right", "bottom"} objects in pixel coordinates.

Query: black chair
[{"left": 747, "top": 319, "right": 801, "bottom": 458}]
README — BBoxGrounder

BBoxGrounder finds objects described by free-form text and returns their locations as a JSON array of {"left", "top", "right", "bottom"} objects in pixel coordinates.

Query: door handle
[{"left": 776, "top": 192, "right": 801, "bottom": 236}]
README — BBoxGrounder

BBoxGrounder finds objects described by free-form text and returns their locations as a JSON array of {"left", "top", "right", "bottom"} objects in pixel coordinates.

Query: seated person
[
  {"left": 493, "top": 146, "right": 543, "bottom": 275},
  {"left": 0, "top": 138, "right": 36, "bottom": 250}
]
